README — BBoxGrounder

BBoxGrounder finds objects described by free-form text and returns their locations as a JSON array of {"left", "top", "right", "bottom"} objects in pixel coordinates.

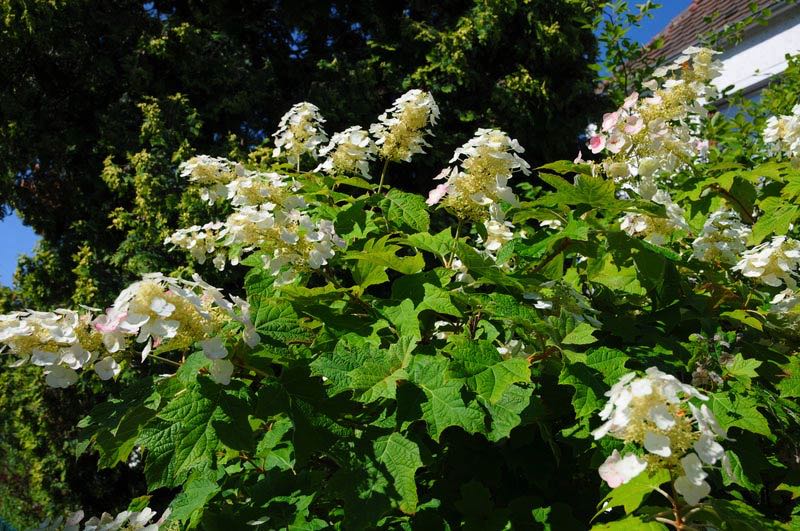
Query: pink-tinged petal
[
  {"left": 588, "top": 135, "right": 606, "bottom": 154},
  {"left": 426, "top": 183, "right": 450, "bottom": 206},
  {"left": 602, "top": 112, "right": 619, "bottom": 132},
  {"left": 433, "top": 167, "right": 451, "bottom": 181},
  {"left": 598, "top": 450, "right": 647, "bottom": 488},
  {"left": 623, "top": 91, "right": 639, "bottom": 110},
  {"left": 606, "top": 134, "right": 626, "bottom": 154},
  {"left": 624, "top": 115, "right": 644, "bottom": 135}
]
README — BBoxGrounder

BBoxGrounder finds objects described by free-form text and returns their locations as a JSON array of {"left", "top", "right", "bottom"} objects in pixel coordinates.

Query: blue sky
[
  {"left": 0, "top": 1, "right": 691, "bottom": 289},
  {"left": 0, "top": 211, "right": 37, "bottom": 286},
  {"left": 626, "top": 1, "right": 691, "bottom": 46}
]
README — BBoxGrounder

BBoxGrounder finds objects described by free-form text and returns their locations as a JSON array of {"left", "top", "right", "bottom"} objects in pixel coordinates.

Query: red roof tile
[{"left": 643, "top": 0, "right": 778, "bottom": 61}]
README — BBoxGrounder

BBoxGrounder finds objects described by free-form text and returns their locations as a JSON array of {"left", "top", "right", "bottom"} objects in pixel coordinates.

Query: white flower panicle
[
  {"left": 691, "top": 209, "right": 751, "bottom": 265},
  {"left": 164, "top": 221, "right": 227, "bottom": 269},
  {"left": 593, "top": 367, "right": 728, "bottom": 506},
  {"left": 35, "top": 506, "right": 168, "bottom": 531},
  {"left": 587, "top": 47, "right": 721, "bottom": 187},
  {"left": 370, "top": 89, "right": 440, "bottom": 162},
  {"left": 427, "top": 128, "right": 530, "bottom": 221},
  {"left": 0, "top": 309, "right": 105, "bottom": 388},
  {"left": 2, "top": 274, "right": 258, "bottom": 387},
  {"left": 167, "top": 154, "right": 344, "bottom": 280},
  {"left": 225, "top": 170, "right": 305, "bottom": 209},
  {"left": 180, "top": 155, "right": 244, "bottom": 203},
  {"left": 272, "top": 102, "right": 328, "bottom": 166},
  {"left": 763, "top": 104, "right": 800, "bottom": 164},
  {"left": 620, "top": 188, "right": 689, "bottom": 245},
  {"left": 259, "top": 212, "right": 346, "bottom": 286},
  {"left": 316, "top": 126, "right": 376, "bottom": 179},
  {"left": 93, "top": 273, "right": 256, "bottom": 379},
  {"left": 733, "top": 235, "right": 800, "bottom": 288},
  {"left": 168, "top": 202, "right": 345, "bottom": 280},
  {"left": 181, "top": 156, "right": 304, "bottom": 209}
]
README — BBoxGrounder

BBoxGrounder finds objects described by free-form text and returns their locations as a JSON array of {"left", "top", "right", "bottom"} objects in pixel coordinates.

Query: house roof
[{"left": 644, "top": 0, "right": 776, "bottom": 61}]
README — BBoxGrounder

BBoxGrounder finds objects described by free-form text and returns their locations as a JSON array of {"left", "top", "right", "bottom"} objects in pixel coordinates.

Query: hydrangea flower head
[
  {"left": 429, "top": 128, "right": 530, "bottom": 221},
  {"left": 691, "top": 209, "right": 751, "bottom": 265},
  {"left": 593, "top": 367, "right": 727, "bottom": 506},
  {"left": 316, "top": 126, "right": 376, "bottom": 179},
  {"left": 620, "top": 188, "right": 689, "bottom": 245},
  {"left": 370, "top": 89, "right": 439, "bottom": 162},
  {"left": 180, "top": 155, "right": 244, "bottom": 203},
  {"left": 763, "top": 104, "right": 800, "bottom": 165},
  {"left": 587, "top": 47, "right": 721, "bottom": 188},
  {"left": 733, "top": 236, "right": 800, "bottom": 288},
  {"left": 0, "top": 309, "right": 102, "bottom": 387},
  {"left": 272, "top": 102, "right": 328, "bottom": 166}
]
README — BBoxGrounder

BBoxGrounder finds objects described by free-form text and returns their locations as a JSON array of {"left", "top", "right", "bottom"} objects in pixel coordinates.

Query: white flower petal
[{"left": 644, "top": 431, "right": 672, "bottom": 457}]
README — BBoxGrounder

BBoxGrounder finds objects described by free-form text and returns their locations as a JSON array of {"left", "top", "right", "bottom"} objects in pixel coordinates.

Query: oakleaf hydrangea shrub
[{"left": 3, "top": 53, "right": 800, "bottom": 529}]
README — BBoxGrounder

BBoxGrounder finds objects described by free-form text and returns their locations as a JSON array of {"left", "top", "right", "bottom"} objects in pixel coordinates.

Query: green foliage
[
  {"left": 0, "top": 2, "right": 602, "bottom": 522},
  {"left": 6, "top": 3, "right": 800, "bottom": 529}
]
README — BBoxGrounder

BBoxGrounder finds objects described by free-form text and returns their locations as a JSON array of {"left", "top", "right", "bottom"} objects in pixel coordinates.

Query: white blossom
[
  {"left": 93, "top": 356, "right": 121, "bottom": 380},
  {"left": 316, "top": 126, "right": 376, "bottom": 179},
  {"left": 370, "top": 89, "right": 439, "bottom": 162},
  {"left": 674, "top": 453, "right": 711, "bottom": 506},
  {"left": 593, "top": 368, "right": 726, "bottom": 506},
  {"left": 430, "top": 129, "right": 529, "bottom": 221},
  {"left": 37, "top": 505, "right": 170, "bottom": 531},
  {"left": 272, "top": 102, "right": 328, "bottom": 166},
  {"left": 180, "top": 155, "right": 244, "bottom": 203},
  {"left": 763, "top": 104, "right": 800, "bottom": 164},
  {"left": 733, "top": 236, "right": 800, "bottom": 288},
  {"left": 478, "top": 204, "right": 515, "bottom": 256},
  {"left": 164, "top": 221, "right": 226, "bottom": 266},
  {"left": 620, "top": 188, "right": 688, "bottom": 244},
  {"left": 598, "top": 450, "right": 648, "bottom": 488},
  {"left": 588, "top": 47, "right": 721, "bottom": 188},
  {"left": 691, "top": 209, "right": 751, "bottom": 265},
  {"left": 201, "top": 337, "right": 228, "bottom": 360}
]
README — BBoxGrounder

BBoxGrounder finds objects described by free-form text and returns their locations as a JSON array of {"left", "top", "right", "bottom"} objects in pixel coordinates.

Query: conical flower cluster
[
  {"left": 691, "top": 209, "right": 751, "bottom": 265},
  {"left": 316, "top": 126, "right": 376, "bottom": 179},
  {"left": 170, "top": 152, "right": 344, "bottom": 278},
  {"left": 1, "top": 274, "right": 257, "bottom": 387},
  {"left": 587, "top": 46, "right": 721, "bottom": 187},
  {"left": 427, "top": 128, "right": 530, "bottom": 221},
  {"left": 370, "top": 89, "right": 439, "bottom": 163},
  {"left": 733, "top": 235, "right": 800, "bottom": 288},
  {"left": 763, "top": 104, "right": 800, "bottom": 164},
  {"left": 594, "top": 368, "right": 728, "bottom": 506},
  {"left": 272, "top": 102, "right": 328, "bottom": 167}
]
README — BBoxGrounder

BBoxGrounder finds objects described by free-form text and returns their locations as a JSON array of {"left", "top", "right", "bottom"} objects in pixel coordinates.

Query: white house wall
[{"left": 713, "top": 5, "right": 800, "bottom": 96}]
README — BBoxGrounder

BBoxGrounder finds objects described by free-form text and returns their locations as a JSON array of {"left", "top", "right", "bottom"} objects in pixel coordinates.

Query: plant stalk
[{"left": 376, "top": 159, "right": 390, "bottom": 194}]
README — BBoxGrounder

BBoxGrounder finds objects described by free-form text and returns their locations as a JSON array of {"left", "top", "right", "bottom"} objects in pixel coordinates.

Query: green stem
[
  {"left": 530, "top": 237, "right": 572, "bottom": 274},
  {"left": 710, "top": 184, "right": 755, "bottom": 224},
  {"left": 147, "top": 353, "right": 182, "bottom": 368},
  {"left": 445, "top": 219, "right": 464, "bottom": 268},
  {"left": 321, "top": 268, "right": 399, "bottom": 338},
  {"left": 376, "top": 159, "right": 390, "bottom": 194},
  {"left": 234, "top": 359, "right": 271, "bottom": 379}
]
